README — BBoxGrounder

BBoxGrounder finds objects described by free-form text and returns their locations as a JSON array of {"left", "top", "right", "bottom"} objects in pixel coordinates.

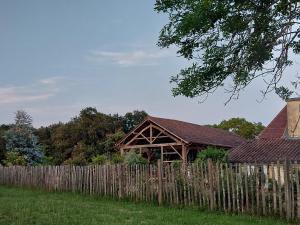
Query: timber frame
[
  {"left": 117, "top": 116, "right": 245, "bottom": 164},
  {"left": 117, "top": 118, "right": 192, "bottom": 164}
]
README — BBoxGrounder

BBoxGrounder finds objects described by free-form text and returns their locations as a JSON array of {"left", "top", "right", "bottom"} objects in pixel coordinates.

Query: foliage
[
  {"left": 111, "top": 153, "right": 124, "bottom": 164},
  {"left": 35, "top": 108, "right": 145, "bottom": 165},
  {"left": 122, "top": 110, "right": 148, "bottom": 133},
  {"left": 63, "top": 153, "right": 88, "bottom": 166},
  {"left": 90, "top": 155, "right": 107, "bottom": 165},
  {"left": 155, "top": 1, "right": 300, "bottom": 101},
  {"left": 171, "top": 160, "right": 182, "bottom": 169},
  {"left": 0, "top": 124, "right": 10, "bottom": 164},
  {"left": 4, "top": 111, "right": 44, "bottom": 165},
  {"left": 124, "top": 151, "right": 147, "bottom": 165},
  {"left": 275, "top": 86, "right": 294, "bottom": 101},
  {"left": 194, "top": 146, "right": 228, "bottom": 163},
  {"left": 211, "top": 118, "right": 265, "bottom": 139},
  {"left": 99, "top": 131, "right": 125, "bottom": 156},
  {"left": 3, "top": 151, "right": 26, "bottom": 166}
]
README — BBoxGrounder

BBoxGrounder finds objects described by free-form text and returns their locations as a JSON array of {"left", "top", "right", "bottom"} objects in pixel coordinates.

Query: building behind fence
[{"left": 0, "top": 160, "right": 300, "bottom": 221}]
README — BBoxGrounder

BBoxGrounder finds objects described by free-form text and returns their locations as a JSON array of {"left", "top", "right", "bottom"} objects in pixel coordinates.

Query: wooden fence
[{"left": 0, "top": 160, "right": 300, "bottom": 221}]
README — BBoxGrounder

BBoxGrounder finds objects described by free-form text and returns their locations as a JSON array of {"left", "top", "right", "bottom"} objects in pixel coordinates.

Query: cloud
[
  {"left": 39, "top": 76, "right": 64, "bottom": 85},
  {"left": 0, "top": 76, "right": 64, "bottom": 105},
  {"left": 89, "top": 49, "right": 172, "bottom": 66},
  {"left": 0, "top": 87, "right": 53, "bottom": 104}
]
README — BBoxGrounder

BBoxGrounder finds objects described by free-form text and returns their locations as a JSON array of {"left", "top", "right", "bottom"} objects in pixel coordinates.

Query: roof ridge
[
  {"left": 147, "top": 115, "right": 204, "bottom": 126},
  {"left": 148, "top": 115, "right": 245, "bottom": 139}
]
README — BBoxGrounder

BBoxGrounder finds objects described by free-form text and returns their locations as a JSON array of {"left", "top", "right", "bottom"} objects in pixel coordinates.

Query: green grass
[{"left": 0, "top": 186, "right": 295, "bottom": 225}]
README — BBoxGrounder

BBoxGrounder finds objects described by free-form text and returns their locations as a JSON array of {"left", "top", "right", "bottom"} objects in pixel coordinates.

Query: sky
[{"left": 0, "top": 0, "right": 296, "bottom": 127}]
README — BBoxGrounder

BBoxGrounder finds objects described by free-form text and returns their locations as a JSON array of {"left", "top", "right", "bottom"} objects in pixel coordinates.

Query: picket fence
[{"left": 0, "top": 160, "right": 300, "bottom": 221}]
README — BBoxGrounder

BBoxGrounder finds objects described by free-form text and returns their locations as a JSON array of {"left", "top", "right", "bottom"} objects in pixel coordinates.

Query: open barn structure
[{"left": 117, "top": 116, "right": 245, "bottom": 164}]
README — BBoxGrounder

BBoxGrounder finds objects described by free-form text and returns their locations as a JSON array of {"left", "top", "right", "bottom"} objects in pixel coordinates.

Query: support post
[
  {"left": 146, "top": 148, "right": 152, "bottom": 163},
  {"left": 182, "top": 145, "right": 187, "bottom": 171},
  {"left": 161, "top": 146, "right": 164, "bottom": 162},
  {"left": 120, "top": 148, "right": 124, "bottom": 155},
  {"left": 182, "top": 145, "right": 187, "bottom": 164}
]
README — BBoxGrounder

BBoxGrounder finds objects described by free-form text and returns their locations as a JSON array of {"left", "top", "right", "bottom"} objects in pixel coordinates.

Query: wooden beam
[
  {"left": 182, "top": 145, "right": 187, "bottom": 164},
  {"left": 169, "top": 145, "right": 183, "bottom": 159},
  {"left": 148, "top": 119, "right": 188, "bottom": 144},
  {"left": 151, "top": 124, "right": 181, "bottom": 143},
  {"left": 152, "top": 131, "right": 163, "bottom": 143},
  {"left": 125, "top": 125, "right": 151, "bottom": 146},
  {"left": 122, "top": 143, "right": 181, "bottom": 149},
  {"left": 123, "top": 123, "right": 182, "bottom": 147},
  {"left": 146, "top": 148, "right": 153, "bottom": 163},
  {"left": 140, "top": 133, "right": 151, "bottom": 143},
  {"left": 134, "top": 136, "right": 168, "bottom": 140},
  {"left": 161, "top": 146, "right": 163, "bottom": 162},
  {"left": 150, "top": 124, "right": 153, "bottom": 143}
]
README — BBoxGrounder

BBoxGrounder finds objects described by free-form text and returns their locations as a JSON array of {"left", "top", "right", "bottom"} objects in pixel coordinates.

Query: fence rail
[{"left": 0, "top": 160, "right": 300, "bottom": 221}]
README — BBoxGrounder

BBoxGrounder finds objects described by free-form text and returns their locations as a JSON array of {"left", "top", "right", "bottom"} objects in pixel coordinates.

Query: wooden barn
[{"left": 117, "top": 116, "right": 245, "bottom": 164}]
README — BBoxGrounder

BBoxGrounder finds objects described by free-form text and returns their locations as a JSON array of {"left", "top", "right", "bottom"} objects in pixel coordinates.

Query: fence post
[
  {"left": 284, "top": 160, "right": 291, "bottom": 220},
  {"left": 118, "top": 164, "right": 123, "bottom": 199},
  {"left": 207, "top": 159, "right": 215, "bottom": 210},
  {"left": 157, "top": 159, "right": 163, "bottom": 205}
]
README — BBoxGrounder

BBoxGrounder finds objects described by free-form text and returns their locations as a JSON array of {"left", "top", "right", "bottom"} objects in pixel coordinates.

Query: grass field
[{"left": 0, "top": 186, "right": 295, "bottom": 225}]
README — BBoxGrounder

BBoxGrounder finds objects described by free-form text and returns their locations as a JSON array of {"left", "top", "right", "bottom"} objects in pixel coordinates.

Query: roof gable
[
  {"left": 118, "top": 116, "right": 246, "bottom": 148},
  {"left": 259, "top": 106, "right": 287, "bottom": 139}
]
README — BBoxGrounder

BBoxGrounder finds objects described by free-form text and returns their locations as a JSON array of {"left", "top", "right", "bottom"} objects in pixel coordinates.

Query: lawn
[{"left": 0, "top": 186, "right": 295, "bottom": 225}]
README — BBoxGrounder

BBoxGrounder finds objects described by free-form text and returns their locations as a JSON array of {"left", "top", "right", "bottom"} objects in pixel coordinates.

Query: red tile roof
[
  {"left": 229, "top": 138, "right": 300, "bottom": 163},
  {"left": 259, "top": 106, "right": 287, "bottom": 139},
  {"left": 229, "top": 105, "right": 300, "bottom": 163},
  {"left": 148, "top": 116, "right": 246, "bottom": 148}
]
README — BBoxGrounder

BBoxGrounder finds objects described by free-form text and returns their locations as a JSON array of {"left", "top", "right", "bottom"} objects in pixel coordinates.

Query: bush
[
  {"left": 90, "top": 155, "right": 107, "bottom": 165},
  {"left": 171, "top": 160, "right": 182, "bottom": 169},
  {"left": 63, "top": 153, "right": 88, "bottom": 166},
  {"left": 124, "top": 151, "right": 147, "bottom": 165},
  {"left": 111, "top": 153, "right": 124, "bottom": 164},
  {"left": 3, "top": 151, "right": 26, "bottom": 166},
  {"left": 194, "top": 146, "right": 228, "bottom": 164}
]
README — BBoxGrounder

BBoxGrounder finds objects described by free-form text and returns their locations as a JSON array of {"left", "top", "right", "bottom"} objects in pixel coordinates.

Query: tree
[
  {"left": 36, "top": 107, "right": 138, "bottom": 165},
  {"left": 211, "top": 118, "right": 265, "bottom": 139},
  {"left": 122, "top": 110, "right": 148, "bottom": 133},
  {"left": 195, "top": 146, "right": 228, "bottom": 163},
  {"left": 0, "top": 124, "right": 10, "bottom": 164},
  {"left": 155, "top": 1, "right": 300, "bottom": 102},
  {"left": 4, "top": 111, "right": 44, "bottom": 165}
]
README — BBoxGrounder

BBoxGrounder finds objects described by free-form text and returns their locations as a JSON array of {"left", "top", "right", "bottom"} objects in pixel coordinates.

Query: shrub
[
  {"left": 63, "top": 153, "right": 88, "bottom": 166},
  {"left": 111, "top": 153, "right": 124, "bottom": 164},
  {"left": 194, "top": 146, "right": 228, "bottom": 164},
  {"left": 124, "top": 151, "right": 147, "bottom": 165},
  {"left": 90, "top": 155, "right": 107, "bottom": 165},
  {"left": 171, "top": 160, "right": 182, "bottom": 169},
  {"left": 3, "top": 151, "right": 26, "bottom": 166}
]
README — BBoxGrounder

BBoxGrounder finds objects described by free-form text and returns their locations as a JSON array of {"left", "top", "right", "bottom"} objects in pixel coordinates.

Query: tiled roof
[
  {"left": 148, "top": 116, "right": 246, "bottom": 148},
  {"left": 259, "top": 106, "right": 287, "bottom": 139},
  {"left": 229, "top": 138, "right": 300, "bottom": 163}
]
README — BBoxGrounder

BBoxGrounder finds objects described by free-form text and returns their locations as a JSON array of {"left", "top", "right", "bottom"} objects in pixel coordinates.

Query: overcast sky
[{"left": 0, "top": 0, "right": 297, "bottom": 127}]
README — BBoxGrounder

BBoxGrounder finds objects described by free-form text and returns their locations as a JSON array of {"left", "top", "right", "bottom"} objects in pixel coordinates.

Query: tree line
[{"left": 0, "top": 108, "right": 264, "bottom": 166}]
